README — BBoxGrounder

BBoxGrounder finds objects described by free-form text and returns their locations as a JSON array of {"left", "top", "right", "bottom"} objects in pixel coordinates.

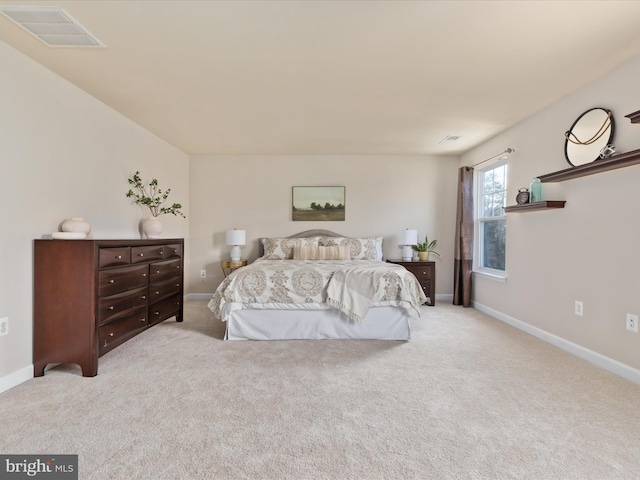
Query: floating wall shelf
[
  {"left": 538, "top": 147, "right": 640, "bottom": 182},
  {"left": 504, "top": 201, "right": 566, "bottom": 213},
  {"left": 625, "top": 110, "right": 640, "bottom": 123}
]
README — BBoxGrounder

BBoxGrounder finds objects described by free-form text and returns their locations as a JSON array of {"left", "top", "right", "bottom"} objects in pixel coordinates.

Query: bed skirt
[{"left": 223, "top": 305, "right": 411, "bottom": 341}]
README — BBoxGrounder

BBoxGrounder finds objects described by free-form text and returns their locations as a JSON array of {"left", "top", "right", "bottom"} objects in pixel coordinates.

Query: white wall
[
  {"left": 0, "top": 40, "right": 189, "bottom": 389},
  {"left": 462, "top": 54, "right": 640, "bottom": 371},
  {"left": 188, "top": 155, "right": 458, "bottom": 295}
]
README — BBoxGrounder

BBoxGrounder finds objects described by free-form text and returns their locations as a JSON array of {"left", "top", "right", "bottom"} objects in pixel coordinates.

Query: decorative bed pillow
[
  {"left": 320, "top": 236, "right": 379, "bottom": 260},
  {"left": 292, "top": 245, "right": 351, "bottom": 261},
  {"left": 261, "top": 237, "right": 321, "bottom": 259}
]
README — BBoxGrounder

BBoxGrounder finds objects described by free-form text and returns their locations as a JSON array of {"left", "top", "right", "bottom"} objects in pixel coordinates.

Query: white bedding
[{"left": 208, "top": 258, "right": 427, "bottom": 340}]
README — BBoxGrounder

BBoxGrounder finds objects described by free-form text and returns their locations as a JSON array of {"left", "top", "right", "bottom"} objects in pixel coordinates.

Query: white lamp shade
[
  {"left": 225, "top": 229, "right": 246, "bottom": 246},
  {"left": 397, "top": 229, "right": 418, "bottom": 246}
]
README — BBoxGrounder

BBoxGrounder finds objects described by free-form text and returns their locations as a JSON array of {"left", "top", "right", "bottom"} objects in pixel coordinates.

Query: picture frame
[{"left": 292, "top": 186, "right": 345, "bottom": 221}]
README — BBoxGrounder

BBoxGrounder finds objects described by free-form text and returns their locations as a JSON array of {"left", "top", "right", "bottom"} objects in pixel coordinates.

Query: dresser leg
[{"left": 80, "top": 360, "right": 98, "bottom": 377}]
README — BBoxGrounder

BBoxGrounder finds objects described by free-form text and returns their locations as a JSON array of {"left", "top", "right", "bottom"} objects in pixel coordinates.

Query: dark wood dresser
[
  {"left": 386, "top": 259, "right": 435, "bottom": 306},
  {"left": 34, "top": 238, "right": 184, "bottom": 377}
]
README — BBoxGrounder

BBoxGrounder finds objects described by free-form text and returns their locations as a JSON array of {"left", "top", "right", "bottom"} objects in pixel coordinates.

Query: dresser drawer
[
  {"left": 99, "top": 286, "right": 148, "bottom": 325},
  {"left": 164, "top": 243, "right": 182, "bottom": 259},
  {"left": 149, "top": 278, "right": 182, "bottom": 303},
  {"left": 99, "top": 311, "right": 148, "bottom": 355},
  {"left": 99, "top": 265, "right": 149, "bottom": 297},
  {"left": 99, "top": 247, "right": 131, "bottom": 268},
  {"left": 131, "top": 245, "right": 165, "bottom": 264},
  {"left": 149, "top": 294, "right": 181, "bottom": 326},
  {"left": 150, "top": 259, "right": 182, "bottom": 283}
]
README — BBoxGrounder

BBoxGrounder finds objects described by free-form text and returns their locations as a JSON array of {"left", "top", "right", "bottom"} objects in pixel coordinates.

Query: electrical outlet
[
  {"left": 200, "top": 269, "right": 206, "bottom": 278},
  {"left": 0, "top": 317, "right": 8, "bottom": 337},
  {"left": 626, "top": 313, "right": 638, "bottom": 333},
  {"left": 574, "top": 301, "right": 583, "bottom": 316}
]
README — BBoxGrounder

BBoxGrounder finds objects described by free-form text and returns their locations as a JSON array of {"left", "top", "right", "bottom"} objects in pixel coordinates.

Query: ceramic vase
[
  {"left": 61, "top": 217, "right": 91, "bottom": 235},
  {"left": 143, "top": 217, "right": 162, "bottom": 239}
]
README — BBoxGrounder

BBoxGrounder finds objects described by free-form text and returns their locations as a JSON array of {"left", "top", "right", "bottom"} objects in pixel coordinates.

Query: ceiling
[{"left": 2, "top": 1, "right": 640, "bottom": 156}]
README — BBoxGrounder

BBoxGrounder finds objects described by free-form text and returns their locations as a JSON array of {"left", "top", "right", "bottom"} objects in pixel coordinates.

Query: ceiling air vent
[
  {"left": 439, "top": 135, "right": 462, "bottom": 144},
  {"left": 0, "top": 6, "right": 104, "bottom": 47}
]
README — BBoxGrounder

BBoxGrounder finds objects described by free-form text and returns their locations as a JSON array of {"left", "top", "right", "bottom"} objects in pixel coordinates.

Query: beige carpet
[{"left": 1, "top": 301, "right": 639, "bottom": 480}]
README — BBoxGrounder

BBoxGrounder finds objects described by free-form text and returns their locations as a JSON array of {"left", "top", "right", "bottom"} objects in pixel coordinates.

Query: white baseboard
[
  {"left": 0, "top": 364, "right": 33, "bottom": 394},
  {"left": 473, "top": 301, "right": 640, "bottom": 386}
]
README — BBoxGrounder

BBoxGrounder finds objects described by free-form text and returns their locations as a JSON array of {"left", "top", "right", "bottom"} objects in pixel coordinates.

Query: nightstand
[
  {"left": 221, "top": 259, "right": 247, "bottom": 277},
  {"left": 386, "top": 259, "right": 435, "bottom": 306}
]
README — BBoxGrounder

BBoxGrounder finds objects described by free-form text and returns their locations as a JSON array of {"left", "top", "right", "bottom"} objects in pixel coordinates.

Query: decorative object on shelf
[
  {"left": 292, "top": 186, "right": 345, "bottom": 221},
  {"left": 599, "top": 144, "right": 620, "bottom": 159},
  {"left": 529, "top": 177, "right": 542, "bottom": 202},
  {"left": 515, "top": 188, "right": 530, "bottom": 205},
  {"left": 226, "top": 229, "right": 246, "bottom": 261},
  {"left": 126, "top": 171, "right": 185, "bottom": 238},
  {"left": 412, "top": 235, "right": 440, "bottom": 262},
  {"left": 61, "top": 217, "right": 91, "bottom": 235},
  {"left": 397, "top": 229, "right": 418, "bottom": 261},
  {"left": 564, "top": 107, "right": 615, "bottom": 167}
]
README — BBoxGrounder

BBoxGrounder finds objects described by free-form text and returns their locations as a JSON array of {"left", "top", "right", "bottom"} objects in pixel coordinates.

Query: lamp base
[
  {"left": 401, "top": 245, "right": 414, "bottom": 262},
  {"left": 230, "top": 245, "right": 242, "bottom": 262}
]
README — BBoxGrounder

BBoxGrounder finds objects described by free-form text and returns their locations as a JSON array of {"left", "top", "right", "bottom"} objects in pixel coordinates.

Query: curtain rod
[{"left": 468, "top": 148, "right": 515, "bottom": 169}]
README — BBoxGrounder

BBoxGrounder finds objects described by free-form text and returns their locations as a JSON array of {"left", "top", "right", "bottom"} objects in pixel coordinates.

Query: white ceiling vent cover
[{"left": 0, "top": 6, "right": 104, "bottom": 47}]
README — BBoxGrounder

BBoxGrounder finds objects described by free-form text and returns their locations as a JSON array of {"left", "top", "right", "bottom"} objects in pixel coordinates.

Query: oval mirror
[{"left": 564, "top": 107, "right": 615, "bottom": 167}]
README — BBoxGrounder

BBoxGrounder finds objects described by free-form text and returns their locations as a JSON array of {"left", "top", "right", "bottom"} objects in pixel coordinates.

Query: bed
[{"left": 207, "top": 230, "right": 427, "bottom": 340}]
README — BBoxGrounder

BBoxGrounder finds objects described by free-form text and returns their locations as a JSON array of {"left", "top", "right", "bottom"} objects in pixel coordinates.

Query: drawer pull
[
  {"left": 109, "top": 332, "right": 114, "bottom": 337},
  {"left": 155, "top": 291, "right": 160, "bottom": 295},
  {"left": 156, "top": 270, "right": 160, "bottom": 274},
  {"left": 108, "top": 306, "right": 114, "bottom": 310},
  {"left": 109, "top": 279, "right": 115, "bottom": 284},
  {"left": 160, "top": 250, "right": 164, "bottom": 255},
  {"left": 141, "top": 296, "right": 146, "bottom": 300},
  {"left": 176, "top": 266, "right": 180, "bottom": 269},
  {"left": 139, "top": 318, "right": 146, "bottom": 323},
  {"left": 175, "top": 283, "right": 180, "bottom": 287},
  {"left": 116, "top": 255, "right": 122, "bottom": 259},
  {"left": 142, "top": 273, "right": 147, "bottom": 277},
  {"left": 138, "top": 253, "right": 144, "bottom": 257},
  {"left": 154, "top": 311, "right": 160, "bottom": 316}
]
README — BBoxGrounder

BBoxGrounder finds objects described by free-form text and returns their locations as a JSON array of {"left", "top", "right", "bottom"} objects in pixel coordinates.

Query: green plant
[
  {"left": 126, "top": 171, "right": 186, "bottom": 218},
  {"left": 412, "top": 235, "right": 440, "bottom": 256}
]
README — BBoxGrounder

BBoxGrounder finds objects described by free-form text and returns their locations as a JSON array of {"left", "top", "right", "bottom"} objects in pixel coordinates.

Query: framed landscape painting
[{"left": 292, "top": 186, "right": 345, "bottom": 221}]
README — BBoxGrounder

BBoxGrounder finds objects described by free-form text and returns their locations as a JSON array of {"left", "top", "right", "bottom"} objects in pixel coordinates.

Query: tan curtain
[{"left": 453, "top": 167, "right": 474, "bottom": 307}]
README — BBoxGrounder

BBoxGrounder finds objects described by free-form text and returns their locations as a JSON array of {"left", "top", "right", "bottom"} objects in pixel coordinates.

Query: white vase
[
  {"left": 143, "top": 217, "right": 162, "bottom": 239},
  {"left": 61, "top": 217, "right": 91, "bottom": 235}
]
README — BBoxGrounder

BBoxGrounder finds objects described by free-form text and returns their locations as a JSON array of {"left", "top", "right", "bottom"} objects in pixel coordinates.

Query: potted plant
[
  {"left": 126, "top": 171, "right": 185, "bottom": 238},
  {"left": 412, "top": 235, "right": 440, "bottom": 261}
]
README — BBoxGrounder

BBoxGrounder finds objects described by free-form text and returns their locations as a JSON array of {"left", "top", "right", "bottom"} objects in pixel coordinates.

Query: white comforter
[{"left": 208, "top": 259, "right": 427, "bottom": 322}]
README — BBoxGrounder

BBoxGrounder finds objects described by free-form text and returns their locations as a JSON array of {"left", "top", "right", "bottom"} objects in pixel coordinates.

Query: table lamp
[
  {"left": 225, "top": 229, "right": 246, "bottom": 261},
  {"left": 398, "top": 229, "right": 418, "bottom": 261}
]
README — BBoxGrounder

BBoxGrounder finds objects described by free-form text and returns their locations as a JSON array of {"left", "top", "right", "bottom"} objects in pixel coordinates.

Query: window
[{"left": 476, "top": 160, "right": 507, "bottom": 273}]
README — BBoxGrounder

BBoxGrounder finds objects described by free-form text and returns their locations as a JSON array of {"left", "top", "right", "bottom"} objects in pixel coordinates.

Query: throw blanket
[
  {"left": 208, "top": 259, "right": 427, "bottom": 321},
  {"left": 326, "top": 264, "right": 388, "bottom": 322}
]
